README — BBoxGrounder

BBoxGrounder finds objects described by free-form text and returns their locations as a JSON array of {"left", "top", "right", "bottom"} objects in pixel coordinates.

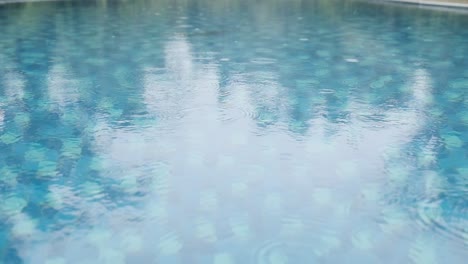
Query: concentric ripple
[
  {"left": 254, "top": 241, "right": 289, "bottom": 264},
  {"left": 415, "top": 198, "right": 468, "bottom": 244}
]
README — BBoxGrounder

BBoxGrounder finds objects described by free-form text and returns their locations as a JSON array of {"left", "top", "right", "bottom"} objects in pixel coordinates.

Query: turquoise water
[{"left": 1, "top": 0, "right": 468, "bottom": 263}]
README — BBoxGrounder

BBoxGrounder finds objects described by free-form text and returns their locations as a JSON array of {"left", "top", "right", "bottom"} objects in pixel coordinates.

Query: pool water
[{"left": 0, "top": 0, "right": 467, "bottom": 263}]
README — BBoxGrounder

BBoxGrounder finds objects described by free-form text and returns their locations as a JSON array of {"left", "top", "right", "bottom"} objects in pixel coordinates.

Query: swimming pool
[{"left": 0, "top": 0, "right": 467, "bottom": 263}]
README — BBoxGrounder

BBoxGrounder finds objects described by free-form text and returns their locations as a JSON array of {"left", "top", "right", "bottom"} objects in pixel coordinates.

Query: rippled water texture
[{"left": 0, "top": 0, "right": 468, "bottom": 263}]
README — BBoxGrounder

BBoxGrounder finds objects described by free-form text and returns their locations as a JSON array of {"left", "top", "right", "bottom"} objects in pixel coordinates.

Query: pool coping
[
  {"left": 0, "top": 0, "right": 63, "bottom": 5},
  {"left": 386, "top": 0, "right": 468, "bottom": 8},
  {"left": 1, "top": 0, "right": 468, "bottom": 9}
]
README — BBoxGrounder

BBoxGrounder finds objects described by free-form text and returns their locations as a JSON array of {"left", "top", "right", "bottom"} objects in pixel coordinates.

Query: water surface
[{"left": 0, "top": 0, "right": 467, "bottom": 263}]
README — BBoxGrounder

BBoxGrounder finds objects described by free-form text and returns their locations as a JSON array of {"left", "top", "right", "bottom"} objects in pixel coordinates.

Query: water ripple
[
  {"left": 415, "top": 198, "right": 468, "bottom": 244},
  {"left": 254, "top": 241, "right": 289, "bottom": 264}
]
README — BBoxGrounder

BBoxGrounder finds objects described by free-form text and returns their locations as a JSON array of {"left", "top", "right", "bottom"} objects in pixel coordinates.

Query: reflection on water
[{"left": 0, "top": 0, "right": 468, "bottom": 263}]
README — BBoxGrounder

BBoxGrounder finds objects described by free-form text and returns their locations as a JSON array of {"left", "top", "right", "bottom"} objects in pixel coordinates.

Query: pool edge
[{"left": 386, "top": 0, "right": 468, "bottom": 8}]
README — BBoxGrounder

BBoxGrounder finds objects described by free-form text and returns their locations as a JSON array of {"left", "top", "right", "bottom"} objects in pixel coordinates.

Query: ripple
[
  {"left": 378, "top": 206, "right": 410, "bottom": 235},
  {"left": 37, "top": 160, "right": 59, "bottom": 178},
  {"left": 195, "top": 218, "right": 218, "bottom": 243},
  {"left": 255, "top": 241, "right": 289, "bottom": 264},
  {"left": 79, "top": 181, "right": 105, "bottom": 200},
  {"left": 0, "top": 166, "right": 18, "bottom": 186},
  {"left": 217, "top": 106, "right": 259, "bottom": 122},
  {"left": 158, "top": 232, "right": 183, "bottom": 256},
  {"left": 250, "top": 58, "right": 277, "bottom": 65},
  {"left": 148, "top": 98, "right": 272, "bottom": 125},
  {"left": 280, "top": 216, "right": 305, "bottom": 237},
  {"left": 180, "top": 104, "right": 261, "bottom": 123},
  {"left": 149, "top": 104, "right": 223, "bottom": 124},
  {"left": 351, "top": 228, "right": 375, "bottom": 250},
  {"left": 409, "top": 236, "right": 439, "bottom": 264},
  {"left": 0, "top": 132, "right": 21, "bottom": 145},
  {"left": 313, "top": 232, "right": 342, "bottom": 257},
  {"left": 239, "top": 107, "right": 261, "bottom": 121},
  {"left": 45, "top": 190, "right": 65, "bottom": 210},
  {"left": 61, "top": 138, "right": 83, "bottom": 159},
  {"left": 415, "top": 198, "right": 468, "bottom": 244},
  {"left": 112, "top": 67, "right": 139, "bottom": 89},
  {"left": 14, "top": 112, "right": 31, "bottom": 127},
  {"left": 150, "top": 163, "right": 172, "bottom": 197},
  {"left": 228, "top": 214, "right": 252, "bottom": 241}
]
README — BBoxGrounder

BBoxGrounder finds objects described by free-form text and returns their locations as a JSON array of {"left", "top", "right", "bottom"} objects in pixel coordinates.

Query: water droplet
[{"left": 345, "top": 58, "right": 359, "bottom": 63}]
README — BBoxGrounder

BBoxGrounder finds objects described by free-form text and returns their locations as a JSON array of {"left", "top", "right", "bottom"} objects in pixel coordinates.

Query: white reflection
[
  {"left": 296, "top": 67, "right": 434, "bottom": 201},
  {"left": 412, "top": 69, "right": 433, "bottom": 107},
  {"left": 47, "top": 63, "right": 79, "bottom": 109},
  {"left": 10, "top": 213, "right": 38, "bottom": 239},
  {"left": 3, "top": 72, "right": 25, "bottom": 101},
  {"left": 143, "top": 35, "right": 196, "bottom": 119},
  {"left": 383, "top": 68, "right": 432, "bottom": 139},
  {"left": 0, "top": 108, "right": 4, "bottom": 131},
  {"left": 164, "top": 34, "right": 194, "bottom": 79},
  {"left": 143, "top": 33, "right": 222, "bottom": 148}
]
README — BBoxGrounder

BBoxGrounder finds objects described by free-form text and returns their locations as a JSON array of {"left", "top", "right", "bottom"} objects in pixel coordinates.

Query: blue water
[{"left": 0, "top": 0, "right": 468, "bottom": 263}]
